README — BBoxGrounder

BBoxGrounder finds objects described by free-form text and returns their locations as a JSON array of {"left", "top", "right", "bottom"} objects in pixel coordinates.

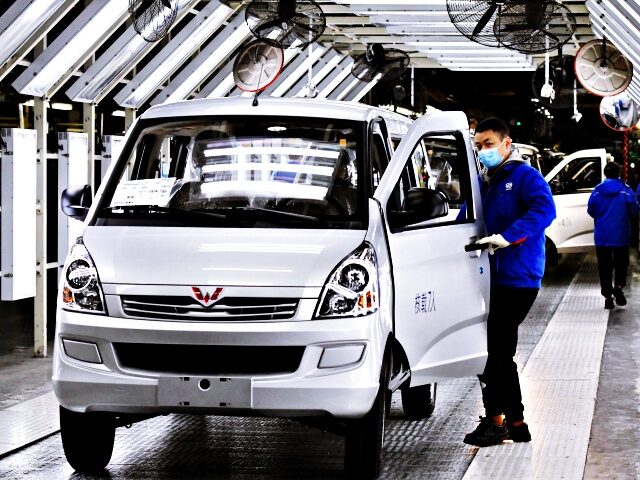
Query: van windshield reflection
[{"left": 96, "top": 116, "right": 366, "bottom": 229}]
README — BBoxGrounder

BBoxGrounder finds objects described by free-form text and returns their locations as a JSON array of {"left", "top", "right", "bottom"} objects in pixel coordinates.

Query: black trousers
[
  {"left": 595, "top": 246, "right": 629, "bottom": 298},
  {"left": 479, "top": 286, "right": 538, "bottom": 423}
]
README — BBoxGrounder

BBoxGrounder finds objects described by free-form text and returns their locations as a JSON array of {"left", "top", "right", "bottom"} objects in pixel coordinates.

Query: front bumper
[{"left": 53, "top": 309, "right": 386, "bottom": 418}]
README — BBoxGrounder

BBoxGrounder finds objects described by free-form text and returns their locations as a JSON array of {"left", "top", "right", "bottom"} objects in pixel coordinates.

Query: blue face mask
[{"left": 478, "top": 139, "right": 506, "bottom": 169}]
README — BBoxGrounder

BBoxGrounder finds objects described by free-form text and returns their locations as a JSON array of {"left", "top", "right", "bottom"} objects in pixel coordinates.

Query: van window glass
[
  {"left": 549, "top": 157, "right": 601, "bottom": 194},
  {"left": 95, "top": 116, "right": 366, "bottom": 229},
  {"left": 387, "top": 133, "right": 473, "bottom": 230}
]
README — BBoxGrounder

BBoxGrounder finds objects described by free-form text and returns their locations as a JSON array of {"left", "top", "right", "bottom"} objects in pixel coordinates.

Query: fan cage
[
  {"left": 351, "top": 48, "right": 410, "bottom": 83},
  {"left": 129, "top": 0, "right": 178, "bottom": 43},
  {"left": 245, "top": 0, "right": 326, "bottom": 48},
  {"left": 500, "top": 1, "right": 577, "bottom": 54}
]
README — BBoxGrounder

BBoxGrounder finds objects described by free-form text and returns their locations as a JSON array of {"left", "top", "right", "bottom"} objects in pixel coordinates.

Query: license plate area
[{"left": 157, "top": 376, "right": 252, "bottom": 408}]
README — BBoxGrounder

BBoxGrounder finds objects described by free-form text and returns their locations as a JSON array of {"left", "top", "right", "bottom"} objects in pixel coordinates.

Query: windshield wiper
[
  {"left": 192, "top": 206, "right": 326, "bottom": 225},
  {"left": 100, "top": 205, "right": 226, "bottom": 222}
]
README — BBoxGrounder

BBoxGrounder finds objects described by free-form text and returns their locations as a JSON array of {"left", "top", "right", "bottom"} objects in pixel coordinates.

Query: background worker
[
  {"left": 464, "top": 117, "right": 556, "bottom": 447},
  {"left": 588, "top": 162, "right": 639, "bottom": 309}
]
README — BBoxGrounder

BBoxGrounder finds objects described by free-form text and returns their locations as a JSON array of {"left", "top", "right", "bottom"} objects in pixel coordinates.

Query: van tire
[
  {"left": 344, "top": 355, "right": 390, "bottom": 479},
  {"left": 401, "top": 383, "right": 437, "bottom": 419},
  {"left": 60, "top": 406, "right": 115, "bottom": 473}
]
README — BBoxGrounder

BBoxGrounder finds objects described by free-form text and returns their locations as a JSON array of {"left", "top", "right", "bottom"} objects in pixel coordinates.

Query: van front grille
[
  {"left": 120, "top": 295, "right": 299, "bottom": 321},
  {"left": 113, "top": 343, "right": 305, "bottom": 375}
]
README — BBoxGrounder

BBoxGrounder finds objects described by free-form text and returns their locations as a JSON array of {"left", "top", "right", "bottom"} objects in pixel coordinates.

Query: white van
[
  {"left": 543, "top": 148, "right": 611, "bottom": 263},
  {"left": 54, "top": 98, "right": 490, "bottom": 478}
]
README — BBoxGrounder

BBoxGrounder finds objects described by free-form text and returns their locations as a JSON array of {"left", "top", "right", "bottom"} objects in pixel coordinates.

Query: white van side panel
[{"left": 544, "top": 148, "right": 608, "bottom": 253}]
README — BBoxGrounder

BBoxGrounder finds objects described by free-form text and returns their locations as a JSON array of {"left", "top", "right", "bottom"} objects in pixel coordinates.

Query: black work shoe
[
  {"left": 604, "top": 297, "right": 614, "bottom": 309},
  {"left": 613, "top": 288, "right": 627, "bottom": 306},
  {"left": 507, "top": 422, "right": 531, "bottom": 442},
  {"left": 463, "top": 416, "right": 508, "bottom": 447}
]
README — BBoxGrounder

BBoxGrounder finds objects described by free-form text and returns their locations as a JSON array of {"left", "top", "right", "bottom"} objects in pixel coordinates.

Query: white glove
[{"left": 475, "top": 234, "right": 510, "bottom": 255}]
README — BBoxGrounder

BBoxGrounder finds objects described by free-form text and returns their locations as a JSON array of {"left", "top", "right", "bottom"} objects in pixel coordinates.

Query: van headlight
[
  {"left": 314, "top": 243, "right": 379, "bottom": 318},
  {"left": 61, "top": 240, "right": 106, "bottom": 314}
]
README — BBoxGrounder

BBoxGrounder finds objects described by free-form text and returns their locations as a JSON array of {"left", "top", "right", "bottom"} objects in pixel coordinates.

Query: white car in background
[{"left": 543, "top": 148, "right": 612, "bottom": 264}]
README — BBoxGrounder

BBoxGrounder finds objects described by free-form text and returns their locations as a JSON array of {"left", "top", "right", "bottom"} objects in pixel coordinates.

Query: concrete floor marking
[{"left": 462, "top": 256, "right": 608, "bottom": 480}]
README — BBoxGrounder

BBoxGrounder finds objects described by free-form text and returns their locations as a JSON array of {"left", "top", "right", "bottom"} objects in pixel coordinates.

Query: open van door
[
  {"left": 544, "top": 148, "right": 609, "bottom": 254},
  {"left": 374, "top": 111, "right": 490, "bottom": 386}
]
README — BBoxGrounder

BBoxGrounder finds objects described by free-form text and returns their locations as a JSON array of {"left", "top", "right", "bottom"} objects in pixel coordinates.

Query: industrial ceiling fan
[
  {"left": 497, "top": 0, "right": 576, "bottom": 54},
  {"left": 351, "top": 44, "right": 410, "bottom": 83},
  {"left": 128, "top": 0, "right": 178, "bottom": 42},
  {"left": 245, "top": 0, "right": 326, "bottom": 48}
]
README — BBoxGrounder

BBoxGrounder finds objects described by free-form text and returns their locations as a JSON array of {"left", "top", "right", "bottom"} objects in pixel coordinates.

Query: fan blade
[
  {"left": 540, "top": 29, "right": 560, "bottom": 42},
  {"left": 472, "top": 3, "right": 497, "bottom": 37},
  {"left": 254, "top": 17, "right": 285, "bottom": 34},
  {"left": 160, "top": 0, "right": 172, "bottom": 9},
  {"left": 498, "top": 23, "right": 531, "bottom": 33}
]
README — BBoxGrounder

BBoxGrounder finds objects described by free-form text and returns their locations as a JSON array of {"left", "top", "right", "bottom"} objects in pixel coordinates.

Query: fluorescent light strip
[
  {"left": 68, "top": 0, "right": 197, "bottom": 103},
  {"left": 317, "top": 59, "right": 354, "bottom": 99},
  {"left": 114, "top": 1, "right": 233, "bottom": 108},
  {"left": 369, "top": 13, "right": 452, "bottom": 23},
  {"left": 335, "top": 78, "right": 361, "bottom": 101},
  {"left": 442, "top": 62, "right": 535, "bottom": 68},
  {"left": 446, "top": 66, "right": 536, "bottom": 71},
  {"left": 151, "top": 16, "right": 251, "bottom": 105},
  {"left": 347, "top": 75, "right": 382, "bottom": 102},
  {"left": 13, "top": 0, "right": 129, "bottom": 97},
  {"left": 334, "top": 0, "right": 446, "bottom": 5},
  {"left": 200, "top": 63, "right": 236, "bottom": 98},
  {"left": 0, "top": 0, "right": 73, "bottom": 82}
]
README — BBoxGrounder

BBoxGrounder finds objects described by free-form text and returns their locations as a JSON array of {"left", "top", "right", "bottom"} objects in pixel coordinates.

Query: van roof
[{"left": 141, "top": 97, "right": 412, "bottom": 133}]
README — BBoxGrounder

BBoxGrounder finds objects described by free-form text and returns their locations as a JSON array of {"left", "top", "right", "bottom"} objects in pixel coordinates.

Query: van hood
[{"left": 82, "top": 227, "right": 366, "bottom": 287}]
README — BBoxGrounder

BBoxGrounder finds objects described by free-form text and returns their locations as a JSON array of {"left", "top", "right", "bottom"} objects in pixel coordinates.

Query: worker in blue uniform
[
  {"left": 463, "top": 118, "right": 556, "bottom": 447},
  {"left": 588, "top": 162, "right": 639, "bottom": 309}
]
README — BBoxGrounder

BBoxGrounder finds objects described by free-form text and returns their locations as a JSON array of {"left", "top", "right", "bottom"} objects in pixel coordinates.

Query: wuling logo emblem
[{"left": 191, "top": 287, "right": 224, "bottom": 307}]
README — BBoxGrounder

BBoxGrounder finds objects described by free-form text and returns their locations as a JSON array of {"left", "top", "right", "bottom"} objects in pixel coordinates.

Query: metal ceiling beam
[
  {"left": 114, "top": 0, "right": 234, "bottom": 109},
  {"left": 150, "top": 13, "right": 250, "bottom": 106},
  {"left": 316, "top": 56, "right": 354, "bottom": 98},
  {"left": 0, "top": 0, "right": 78, "bottom": 83},
  {"left": 13, "top": 0, "right": 130, "bottom": 98},
  {"left": 343, "top": 76, "right": 380, "bottom": 103},
  {"left": 67, "top": 0, "right": 203, "bottom": 104}
]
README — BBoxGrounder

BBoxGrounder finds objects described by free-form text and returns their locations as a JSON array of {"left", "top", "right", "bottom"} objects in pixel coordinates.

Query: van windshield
[{"left": 96, "top": 116, "right": 366, "bottom": 229}]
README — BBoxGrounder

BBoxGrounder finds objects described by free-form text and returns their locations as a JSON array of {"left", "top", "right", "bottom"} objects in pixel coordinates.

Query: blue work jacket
[
  {"left": 481, "top": 157, "right": 556, "bottom": 288},
  {"left": 588, "top": 178, "right": 639, "bottom": 247}
]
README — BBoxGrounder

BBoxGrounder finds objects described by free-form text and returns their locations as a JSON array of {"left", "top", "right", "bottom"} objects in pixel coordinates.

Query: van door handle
[
  {"left": 465, "top": 237, "right": 488, "bottom": 258},
  {"left": 464, "top": 242, "right": 489, "bottom": 252}
]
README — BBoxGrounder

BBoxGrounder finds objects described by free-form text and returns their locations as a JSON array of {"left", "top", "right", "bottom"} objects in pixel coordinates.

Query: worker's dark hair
[
  {"left": 604, "top": 162, "right": 620, "bottom": 179},
  {"left": 475, "top": 117, "right": 510, "bottom": 139}
]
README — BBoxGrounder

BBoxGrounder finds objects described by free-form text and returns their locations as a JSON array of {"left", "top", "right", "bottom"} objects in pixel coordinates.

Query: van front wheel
[
  {"left": 344, "top": 356, "right": 390, "bottom": 479},
  {"left": 401, "top": 383, "right": 437, "bottom": 419},
  {"left": 60, "top": 406, "right": 115, "bottom": 473}
]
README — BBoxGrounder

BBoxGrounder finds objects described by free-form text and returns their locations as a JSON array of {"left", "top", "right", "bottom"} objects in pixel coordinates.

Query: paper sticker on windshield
[{"left": 110, "top": 178, "right": 176, "bottom": 207}]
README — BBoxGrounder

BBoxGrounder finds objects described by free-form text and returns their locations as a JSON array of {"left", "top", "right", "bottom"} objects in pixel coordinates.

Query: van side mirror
[
  {"left": 389, "top": 188, "right": 449, "bottom": 228},
  {"left": 61, "top": 185, "right": 92, "bottom": 220}
]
